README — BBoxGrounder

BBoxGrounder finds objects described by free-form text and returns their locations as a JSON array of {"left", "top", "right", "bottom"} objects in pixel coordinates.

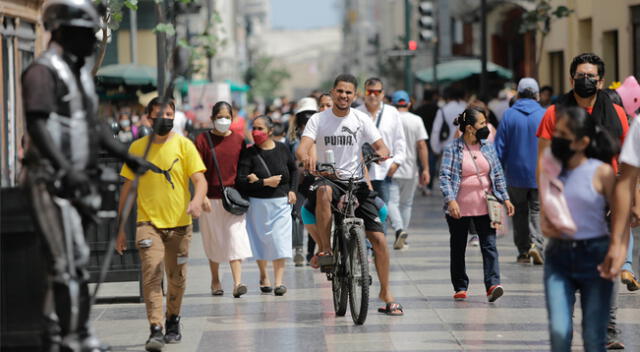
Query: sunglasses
[{"left": 366, "top": 89, "right": 383, "bottom": 96}]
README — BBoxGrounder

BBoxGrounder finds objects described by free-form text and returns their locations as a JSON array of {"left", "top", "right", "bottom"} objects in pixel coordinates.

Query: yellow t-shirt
[{"left": 120, "top": 134, "right": 206, "bottom": 228}]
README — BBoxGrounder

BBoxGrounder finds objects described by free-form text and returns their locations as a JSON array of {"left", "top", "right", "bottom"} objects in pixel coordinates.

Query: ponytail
[
  {"left": 453, "top": 107, "right": 485, "bottom": 132},
  {"left": 557, "top": 107, "right": 620, "bottom": 164}
]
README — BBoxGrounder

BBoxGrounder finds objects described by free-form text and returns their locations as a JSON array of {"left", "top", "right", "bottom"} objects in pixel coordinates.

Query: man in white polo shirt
[{"left": 356, "top": 78, "right": 406, "bottom": 235}]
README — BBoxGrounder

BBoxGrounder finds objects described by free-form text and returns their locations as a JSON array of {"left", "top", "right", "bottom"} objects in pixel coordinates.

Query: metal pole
[
  {"left": 206, "top": 0, "right": 213, "bottom": 81},
  {"left": 480, "top": 0, "right": 487, "bottom": 100},
  {"left": 130, "top": 8, "right": 137, "bottom": 64},
  {"left": 404, "top": 0, "right": 412, "bottom": 94},
  {"left": 156, "top": 0, "right": 167, "bottom": 93},
  {"left": 433, "top": 1, "right": 439, "bottom": 91}
]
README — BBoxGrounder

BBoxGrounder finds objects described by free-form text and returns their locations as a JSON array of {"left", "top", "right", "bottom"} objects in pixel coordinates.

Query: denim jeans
[
  {"left": 388, "top": 177, "right": 419, "bottom": 231},
  {"left": 446, "top": 215, "right": 500, "bottom": 292},
  {"left": 508, "top": 187, "right": 543, "bottom": 255},
  {"left": 544, "top": 237, "right": 613, "bottom": 352},
  {"left": 622, "top": 229, "right": 635, "bottom": 274}
]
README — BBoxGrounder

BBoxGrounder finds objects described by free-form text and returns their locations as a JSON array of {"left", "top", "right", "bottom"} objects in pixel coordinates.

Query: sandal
[
  {"left": 211, "top": 289, "right": 224, "bottom": 296},
  {"left": 259, "top": 280, "right": 273, "bottom": 293},
  {"left": 233, "top": 284, "right": 247, "bottom": 298},
  {"left": 310, "top": 251, "right": 332, "bottom": 269},
  {"left": 274, "top": 285, "right": 287, "bottom": 296},
  {"left": 378, "top": 302, "right": 404, "bottom": 316}
]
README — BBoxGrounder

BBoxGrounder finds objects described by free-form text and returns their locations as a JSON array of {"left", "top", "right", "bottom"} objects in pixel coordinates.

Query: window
[
  {"left": 549, "top": 51, "right": 565, "bottom": 94},
  {"left": 632, "top": 6, "right": 640, "bottom": 77},
  {"left": 602, "top": 30, "right": 619, "bottom": 85}
]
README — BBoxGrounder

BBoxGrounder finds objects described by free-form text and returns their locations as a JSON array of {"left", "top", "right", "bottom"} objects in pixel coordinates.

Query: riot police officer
[{"left": 21, "top": 0, "right": 147, "bottom": 350}]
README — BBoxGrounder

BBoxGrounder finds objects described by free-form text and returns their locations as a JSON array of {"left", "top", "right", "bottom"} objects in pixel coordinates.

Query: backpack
[{"left": 438, "top": 108, "right": 450, "bottom": 142}]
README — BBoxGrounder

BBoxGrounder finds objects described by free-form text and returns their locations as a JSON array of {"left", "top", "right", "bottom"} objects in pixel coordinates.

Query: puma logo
[
  {"left": 147, "top": 158, "right": 179, "bottom": 189},
  {"left": 341, "top": 126, "right": 359, "bottom": 143}
]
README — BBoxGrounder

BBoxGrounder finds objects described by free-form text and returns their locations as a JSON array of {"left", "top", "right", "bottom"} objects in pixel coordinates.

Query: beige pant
[{"left": 136, "top": 222, "right": 192, "bottom": 327}]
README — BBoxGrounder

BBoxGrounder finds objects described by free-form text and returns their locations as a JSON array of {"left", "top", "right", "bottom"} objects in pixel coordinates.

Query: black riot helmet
[{"left": 42, "top": 0, "right": 104, "bottom": 32}]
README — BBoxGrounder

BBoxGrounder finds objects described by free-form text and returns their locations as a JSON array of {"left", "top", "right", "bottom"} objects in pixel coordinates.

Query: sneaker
[
  {"left": 145, "top": 325, "right": 164, "bottom": 352},
  {"left": 606, "top": 326, "right": 625, "bottom": 349},
  {"left": 516, "top": 254, "right": 531, "bottom": 264},
  {"left": 393, "top": 229, "right": 408, "bottom": 250},
  {"left": 293, "top": 248, "right": 305, "bottom": 267},
  {"left": 164, "top": 315, "right": 181, "bottom": 344},
  {"left": 620, "top": 270, "right": 640, "bottom": 291},
  {"left": 487, "top": 285, "right": 504, "bottom": 303},
  {"left": 468, "top": 235, "right": 480, "bottom": 247},
  {"left": 528, "top": 245, "right": 544, "bottom": 265},
  {"left": 453, "top": 291, "right": 468, "bottom": 301}
]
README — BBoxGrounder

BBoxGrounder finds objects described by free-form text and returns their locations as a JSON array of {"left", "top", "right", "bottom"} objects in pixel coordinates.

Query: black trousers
[{"left": 446, "top": 215, "right": 500, "bottom": 292}]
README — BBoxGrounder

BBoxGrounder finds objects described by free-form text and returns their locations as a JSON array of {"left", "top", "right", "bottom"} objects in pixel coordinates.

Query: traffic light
[
  {"left": 418, "top": 1, "right": 434, "bottom": 42},
  {"left": 408, "top": 40, "right": 418, "bottom": 51}
]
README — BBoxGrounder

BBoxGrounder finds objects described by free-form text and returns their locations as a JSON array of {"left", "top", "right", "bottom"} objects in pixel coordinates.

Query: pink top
[{"left": 456, "top": 143, "right": 491, "bottom": 217}]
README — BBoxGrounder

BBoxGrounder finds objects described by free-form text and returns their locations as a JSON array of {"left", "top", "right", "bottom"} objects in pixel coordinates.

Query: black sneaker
[
  {"left": 516, "top": 254, "right": 530, "bottom": 264},
  {"left": 393, "top": 229, "right": 408, "bottom": 250},
  {"left": 164, "top": 315, "right": 182, "bottom": 344},
  {"left": 145, "top": 325, "right": 164, "bottom": 352}
]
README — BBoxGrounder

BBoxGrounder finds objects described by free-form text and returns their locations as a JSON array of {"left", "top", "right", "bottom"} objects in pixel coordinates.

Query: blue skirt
[{"left": 245, "top": 196, "right": 293, "bottom": 260}]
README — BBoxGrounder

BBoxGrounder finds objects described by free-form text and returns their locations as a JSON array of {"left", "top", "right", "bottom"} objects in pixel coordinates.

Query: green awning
[
  {"left": 416, "top": 59, "right": 513, "bottom": 84},
  {"left": 225, "top": 80, "right": 250, "bottom": 92},
  {"left": 178, "top": 79, "right": 210, "bottom": 95},
  {"left": 96, "top": 63, "right": 159, "bottom": 86}
]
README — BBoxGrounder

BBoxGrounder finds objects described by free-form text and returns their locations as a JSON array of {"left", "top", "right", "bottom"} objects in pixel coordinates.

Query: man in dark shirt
[{"left": 21, "top": 1, "right": 146, "bottom": 350}]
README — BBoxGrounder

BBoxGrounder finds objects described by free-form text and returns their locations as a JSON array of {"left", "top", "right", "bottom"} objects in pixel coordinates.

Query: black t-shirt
[
  {"left": 414, "top": 102, "right": 439, "bottom": 135},
  {"left": 236, "top": 142, "right": 298, "bottom": 198}
]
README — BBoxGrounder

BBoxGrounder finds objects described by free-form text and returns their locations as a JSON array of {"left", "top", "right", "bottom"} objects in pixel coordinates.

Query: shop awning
[
  {"left": 96, "top": 63, "right": 159, "bottom": 86},
  {"left": 415, "top": 59, "right": 513, "bottom": 84}
]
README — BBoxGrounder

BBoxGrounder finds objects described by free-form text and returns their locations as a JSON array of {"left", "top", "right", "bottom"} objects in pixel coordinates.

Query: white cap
[
  {"left": 517, "top": 77, "right": 539, "bottom": 94},
  {"left": 295, "top": 97, "right": 318, "bottom": 115}
]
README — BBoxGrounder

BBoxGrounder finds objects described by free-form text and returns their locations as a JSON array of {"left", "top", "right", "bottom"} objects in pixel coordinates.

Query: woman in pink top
[{"left": 439, "top": 107, "right": 514, "bottom": 302}]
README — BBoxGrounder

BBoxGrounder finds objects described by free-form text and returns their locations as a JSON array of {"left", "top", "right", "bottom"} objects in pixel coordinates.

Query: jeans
[
  {"left": 446, "top": 215, "right": 500, "bottom": 292},
  {"left": 508, "top": 187, "right": 543, "bottom": 255},
  {"left": 292, "top": 194, "right": 305, "bottom": 248},
  {"left": 388, "top": 177, "right": 419, "bottom": 231},
  {"left": 622, "top": 229, "right": 635, "bottom": 274},
  {"left": 372, "top": 177, "right": 392, "bottom": 234},
  {"left": 544, "top": 237, "right": 613, "bottom": 352}
]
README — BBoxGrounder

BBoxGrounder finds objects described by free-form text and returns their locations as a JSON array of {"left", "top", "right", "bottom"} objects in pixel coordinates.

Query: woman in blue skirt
[{"left": 237, "top": 116, "right": 298, "bottom": 296}]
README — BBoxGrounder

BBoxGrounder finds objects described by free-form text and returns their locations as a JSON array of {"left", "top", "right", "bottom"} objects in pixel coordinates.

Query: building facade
[
  {"left": 538, "top": 0, "right": 640, "bottom": 94},
  {"left": 0, "top": 0, "right": 45, "bottom": 187}
]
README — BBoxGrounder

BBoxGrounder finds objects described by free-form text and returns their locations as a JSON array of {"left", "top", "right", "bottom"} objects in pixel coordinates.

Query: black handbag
[{"left": 204, "top": 131, "right": 249, "bottom": 215}]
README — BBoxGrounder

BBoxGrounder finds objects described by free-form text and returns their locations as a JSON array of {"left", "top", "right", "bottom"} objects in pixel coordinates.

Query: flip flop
[
  {"left": 233, "top": 284, "right": 247, "bottom": 298},
  {"left": 378, "top": 302, "right": 404, "bottom": 316},
  {"left": 211, "top": 289, "right": 224, "bottom": 296}
]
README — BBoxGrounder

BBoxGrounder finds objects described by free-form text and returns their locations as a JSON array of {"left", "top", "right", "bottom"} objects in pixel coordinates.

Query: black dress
[{"left": 236, "top": 142, "right": 298, "bottom": 198}]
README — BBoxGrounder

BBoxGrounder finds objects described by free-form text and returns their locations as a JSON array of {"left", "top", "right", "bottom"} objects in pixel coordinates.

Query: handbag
[
  {"left": 204, "top": 131, "right": 249, "bottom": 215},
  {"left": 438, "top": 108, "right": 451, "bottom": 142},
  {"left": 539, "top": 148, "right": 577, "bottom": 235},
  {"left": 466, "top": 143, "right": 503, "bottom": 225}
]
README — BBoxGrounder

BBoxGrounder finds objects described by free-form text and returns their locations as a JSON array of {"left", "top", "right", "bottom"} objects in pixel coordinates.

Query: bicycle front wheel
[
  {"left": 348, "top": 225, "right": 370, "bottom": 325},
  {"left": 332, "top": 233, "right": 348, "bottom": 316}
]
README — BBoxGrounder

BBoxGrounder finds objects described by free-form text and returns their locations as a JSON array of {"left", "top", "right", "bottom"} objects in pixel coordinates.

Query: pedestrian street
[{"left": 91, "top": 192, "right": 640, "bottom": 352}]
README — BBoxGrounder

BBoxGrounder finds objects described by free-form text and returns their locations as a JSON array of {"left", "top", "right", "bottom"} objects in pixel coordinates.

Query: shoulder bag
[
  {"left": 438, "top": 108, "right": 451, "bottom": 142},
  {"left": 465, "top": 143, "right": 503, "bottom": 226},
  {"left": 204, "top": 131, "right": 249, "bottom": 215}
]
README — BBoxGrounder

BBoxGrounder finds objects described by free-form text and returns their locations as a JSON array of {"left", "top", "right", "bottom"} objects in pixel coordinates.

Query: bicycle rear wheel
[
  {"left": 348, "top": 225, "right": 370, "bottom": 325},
  {"left": 332, "top": 232, "right": 348, "bottom": 316}
]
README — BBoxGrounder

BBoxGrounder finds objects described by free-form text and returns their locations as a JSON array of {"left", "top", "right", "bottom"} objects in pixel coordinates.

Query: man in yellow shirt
[{"left": 115, "top": 97, "right": 207, "bottom": 352}]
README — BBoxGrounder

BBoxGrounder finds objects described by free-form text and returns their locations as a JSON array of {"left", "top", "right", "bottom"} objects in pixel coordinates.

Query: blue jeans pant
[
  {"left": 622, "top": 229, "right": 635, "bottom": 274},
  {"left": 446, "top": 215, "right": 500, "bottom": 292},
  {"left": 544, "top": 237, "right": 613, "bottom": 352}
]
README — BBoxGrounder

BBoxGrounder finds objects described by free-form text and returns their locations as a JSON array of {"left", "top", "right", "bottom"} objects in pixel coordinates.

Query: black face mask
[
  {"left": 574, "top": 77, "right": 598, "bottom": 98},
  {"left": 551, "top": 137, "right": 575, "bottom": 165},
  {"left": 475, "top": 126, "right": 490, "bottom": 141},
  {"left": 151, "top": 118, "right": 174, "bottom": 136}
]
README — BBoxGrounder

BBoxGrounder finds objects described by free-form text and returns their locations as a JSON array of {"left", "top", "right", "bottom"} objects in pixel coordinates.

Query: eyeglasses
[
  {"left": 573, "top": 73, "right": 599, "bottom": 80},
  {"left": 366, "top": 89, "right": 383, "bottom": 96}
]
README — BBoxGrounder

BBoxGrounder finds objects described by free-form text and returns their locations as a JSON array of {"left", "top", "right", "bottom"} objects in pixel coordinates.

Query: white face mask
[{"left": 213, "top": 117, "right": 232, "bottom": 133}]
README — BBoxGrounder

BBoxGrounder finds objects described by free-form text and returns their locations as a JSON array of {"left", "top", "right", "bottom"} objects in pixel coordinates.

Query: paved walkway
[{"left": 92, "top": 192, "right": 640, "bottom": 351}]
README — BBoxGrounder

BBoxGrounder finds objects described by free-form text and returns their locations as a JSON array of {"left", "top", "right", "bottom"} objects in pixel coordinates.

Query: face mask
[
  {"left": 252, "top": 130, "right": 269, "bottom": 145},
  {"left": 151, "top": 118, "right": 173, "bottom": 136},
  {"left": 132, "top": 115, "right": 140, "bottom": 124},
  {"left": 119, "top": 119, "right": 131, "bottom": 128},
  {"left": 574, "top": 77, "right": 598, "bottom": 98},
  {"left": 213, "top": 118, "right": 231, "bottom": 133},
  {"left": 551, "top": 137, "right": 575, "bottom": 165},
  {"left": 475, "top": 126, "right": 490, "bottom": 141}
]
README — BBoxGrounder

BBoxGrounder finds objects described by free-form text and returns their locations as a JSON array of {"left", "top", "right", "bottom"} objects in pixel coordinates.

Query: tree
[
  {"left": 519, "top": 0, "right": 573, "bottom": 79},
  {"left": 92, "top": 0, "right": 138, "bottom": 76},
  {"left": 245, "top": 56, "right": 291, "bottom": 103}
]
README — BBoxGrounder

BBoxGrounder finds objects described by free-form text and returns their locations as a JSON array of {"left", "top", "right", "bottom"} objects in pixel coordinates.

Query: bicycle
[{"left": 311, "top": 154, "right": 385, "bottom": 325}]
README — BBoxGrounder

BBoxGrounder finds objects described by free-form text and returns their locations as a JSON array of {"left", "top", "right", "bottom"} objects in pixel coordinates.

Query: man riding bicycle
[{"left": 296, "top": 73, "right": 403, "bottom": 316}]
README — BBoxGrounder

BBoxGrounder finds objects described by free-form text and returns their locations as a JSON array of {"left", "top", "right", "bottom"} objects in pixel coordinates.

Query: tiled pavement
[{"left": 92, "top": 192, "right": 640, "bottom": 351}]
